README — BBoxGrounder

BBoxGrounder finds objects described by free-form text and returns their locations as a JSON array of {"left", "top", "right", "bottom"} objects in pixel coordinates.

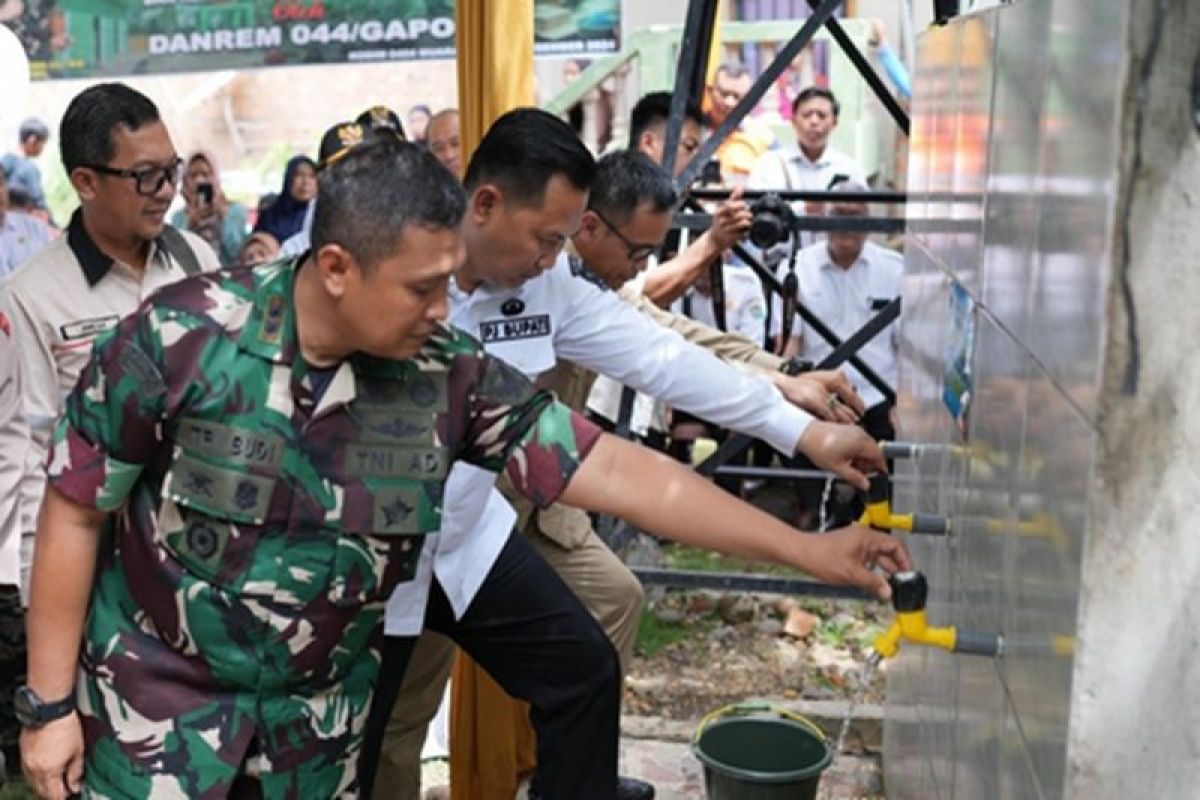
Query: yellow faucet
[
  {"left": 872, "top": 571, "right": 1003, "bottom": 659},
  {"left": 858, "top": 474, "right": 950, "bottom": 535}
]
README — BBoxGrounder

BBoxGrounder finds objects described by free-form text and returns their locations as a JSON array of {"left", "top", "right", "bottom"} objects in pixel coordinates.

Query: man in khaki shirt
[{"left": 2, "top": 82, "right": 218, "bottom": 596}]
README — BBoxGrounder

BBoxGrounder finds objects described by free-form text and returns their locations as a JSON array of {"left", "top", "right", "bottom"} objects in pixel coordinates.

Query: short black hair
[
  {"left": 463, "top": 108, "right": 596, "bottom": 206},
  {"left": 792, "top": 86, "right": 841, "bottom": 118},
  {"left": 313, "top": 138, "right": 465, "bottom": 270},
  {"left": 589, "top": 150, "right": 677, "bottom": 226},
  {"left": 59, "top": 83, "right": 161, "bottom": 174},
  {"left": 628, "top": 92, "right": 704, "bottom": 149}
]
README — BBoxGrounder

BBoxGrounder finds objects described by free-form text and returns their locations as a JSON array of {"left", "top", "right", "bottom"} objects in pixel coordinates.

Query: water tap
[
  {"left": 872, "top": 571, "right": 1003, "bottom": 660},
  {"left": 859, "top": 474, "right": 950, "bottom": 535}
]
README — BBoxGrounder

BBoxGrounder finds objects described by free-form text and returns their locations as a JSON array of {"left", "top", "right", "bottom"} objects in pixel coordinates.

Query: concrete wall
[
  {"left": 1068, "top": 0, "right": 1200, "bottom": 797},
  {"left": 885, "top": 0, "right": 1129, "bottom": 796}
]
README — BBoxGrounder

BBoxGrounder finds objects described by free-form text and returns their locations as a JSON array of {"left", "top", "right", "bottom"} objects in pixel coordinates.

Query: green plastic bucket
[{"left": 692, "top": 703, "right": 833, "bottom": 800}]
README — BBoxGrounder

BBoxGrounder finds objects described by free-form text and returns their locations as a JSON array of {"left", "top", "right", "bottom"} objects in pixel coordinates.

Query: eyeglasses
[
  {"left": 591, "top": 209, "right": 658, "bottom": 263},
  {"left": 81, "top": 157, "right": 183, "bottom": 197}
]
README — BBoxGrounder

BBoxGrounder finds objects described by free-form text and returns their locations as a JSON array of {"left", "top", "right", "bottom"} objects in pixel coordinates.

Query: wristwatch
[{"left": 14, "top": 686, "right": 75, "bottom": 729}]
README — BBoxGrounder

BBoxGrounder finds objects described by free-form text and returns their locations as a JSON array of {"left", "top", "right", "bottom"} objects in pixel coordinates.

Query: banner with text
[{"left": 2, "top": 0, "right": 620, "bottom": 80}]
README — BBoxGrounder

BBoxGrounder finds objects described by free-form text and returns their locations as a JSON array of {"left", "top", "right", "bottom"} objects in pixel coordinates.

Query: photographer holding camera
[
  {"left": 170, "top": 150, "right": 248, "bottom": 266},
  {"left": 747, "top": 87, "right": 866, "bottom": 248}
]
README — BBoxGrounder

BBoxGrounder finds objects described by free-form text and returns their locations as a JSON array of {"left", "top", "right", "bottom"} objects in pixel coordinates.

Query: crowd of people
[{"left": 0, "top": 40, "right": 911, "bottom": 799}]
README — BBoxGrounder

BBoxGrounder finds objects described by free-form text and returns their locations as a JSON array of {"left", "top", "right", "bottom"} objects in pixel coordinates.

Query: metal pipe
[
  {"left": 818, "top": 9, "right": 911, "bottom": 136},
  {"left": 632, "top": 567, "right": 874, "bottom": 601},
  {"left": 663, "top": 0, "right": 720, "bottom": 179},
  {"left": 690, "top": 188, "right": 910, "bottom": 203},
  {"left": 673, "top": 212, "right": 907, "bottom": 234}
]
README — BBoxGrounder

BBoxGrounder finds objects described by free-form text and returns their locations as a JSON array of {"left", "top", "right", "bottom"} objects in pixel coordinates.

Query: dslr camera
[{"left": 748, "top": 193, "right": 796, "bottom": 249}]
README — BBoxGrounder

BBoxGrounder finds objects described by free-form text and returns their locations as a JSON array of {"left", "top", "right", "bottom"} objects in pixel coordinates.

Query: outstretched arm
[
  {"left": 641, "top": 189, "right": 753, "bottom": 307},
  {"left": 558, "top": 433, "right": 910, "bottom": 599}
]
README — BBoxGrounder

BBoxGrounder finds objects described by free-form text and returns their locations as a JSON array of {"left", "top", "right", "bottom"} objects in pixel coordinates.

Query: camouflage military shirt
[{"left": 46, "top": 259, "right": 601, "bottom": 799}]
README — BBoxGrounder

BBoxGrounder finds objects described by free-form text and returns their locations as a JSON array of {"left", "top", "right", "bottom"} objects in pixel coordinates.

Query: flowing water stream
[{"left": 820, "top": 650, "right": 884, "bottom": 799}]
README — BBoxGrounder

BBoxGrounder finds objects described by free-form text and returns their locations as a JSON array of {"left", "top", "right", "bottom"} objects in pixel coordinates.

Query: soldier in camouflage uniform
[
  {"left": 21, "top": 132, "right": 910, "bottom": 800},
  {"left": 19, "top": 134, "right": 617, "bottom": 800}
]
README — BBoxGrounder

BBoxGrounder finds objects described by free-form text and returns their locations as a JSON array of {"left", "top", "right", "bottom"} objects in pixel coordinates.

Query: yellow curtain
[
  {"left": 705, "top": 0, "right": 726, "bottom": 83},
  {"left": 455, "top": 0, "right": 536, "bottom": 166},
  {"left": 449, "top": 653, "right": 536, "bottom": 800},
  {"left": 449, "top": 4, "right": 538, "bottom": 796}
]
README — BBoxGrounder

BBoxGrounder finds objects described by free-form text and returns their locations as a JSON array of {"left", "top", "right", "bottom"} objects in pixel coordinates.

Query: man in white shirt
[
  {"left": 748, "top": 87, "right": 868, "bottom": 249},
  {"left": 370, "top": 112, "right": 887, "bottom": 799},
  {"left": 772, "top": 183, "right": 903, "bottom": 525},
  {"left": 772, "top": 184, "right": 902, "bottom": 421},
  {"left": 2, "top": 83, "right": 219, "bottom": 597},
  {"left": 0, "top": 169, "right": 52, "bottom": 277}
]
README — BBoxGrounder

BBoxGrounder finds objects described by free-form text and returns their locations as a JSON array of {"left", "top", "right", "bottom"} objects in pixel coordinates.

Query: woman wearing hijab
[
  {"left": 253, "top": 155, "right": 317, "bottom": 245},
  {"left": 171, "top": 150, "right": 249, "bottom": 267}
]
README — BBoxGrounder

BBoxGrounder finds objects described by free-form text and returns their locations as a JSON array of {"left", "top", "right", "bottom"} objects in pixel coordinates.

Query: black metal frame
[{"left": 599, "top": 0, "right": 921, "bottom": 601}]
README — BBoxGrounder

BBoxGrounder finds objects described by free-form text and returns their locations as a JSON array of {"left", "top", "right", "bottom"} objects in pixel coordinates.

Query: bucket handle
[{"left": 693, "top": 701, "right": 828, "bottom": 745}]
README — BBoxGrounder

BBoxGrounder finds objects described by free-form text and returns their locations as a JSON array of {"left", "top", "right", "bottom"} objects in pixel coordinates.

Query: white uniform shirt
[
  {"left": 747, "top": 144, "right": 867, "bottom": 197},
  {"left": 674, "top": 266, "right": 767, "bottom": 345},
  {"left": 0, "top": 295, "right": 27, "bottom": 587},
  {"left": 588, "top": 265, "right": 768, "bottom": 432},
  {"left": 385, "top": 253, "right": 815, "bottom": 635},
  {"left": 747, "top": 145, "right": 868, "bottom": 249},
  {"left": 770, "top": 240, "right": 902, "bottom": 409},
  {"left": 3, "top": 212, "right": 219, "bottom": 591}
]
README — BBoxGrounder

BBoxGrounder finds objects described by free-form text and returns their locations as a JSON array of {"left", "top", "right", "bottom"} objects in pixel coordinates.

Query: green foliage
[
  {"left": 0, "top": 776, "right": 35, "bottom": 800},
  {"left": 663, "top": 545, "right": 806, "bottom": 577},
  {"left": 43, "top": 158, "right": 78, "bottom": 227},
  {"left": 635, "top": 608, "right": 691, "bottom": 658}
]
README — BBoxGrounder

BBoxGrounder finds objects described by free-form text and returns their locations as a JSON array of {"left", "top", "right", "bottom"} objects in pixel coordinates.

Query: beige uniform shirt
[
  {"left": 505, "top": 282, "right": 786, "bottom": 550},
  {"left": 3, "top": 210, "right": 218, "bottom": 590}
]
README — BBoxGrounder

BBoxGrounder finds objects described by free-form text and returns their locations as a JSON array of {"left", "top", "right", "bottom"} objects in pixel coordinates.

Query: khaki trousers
[{"left": 373, "top": 525, "right": 645, "bottom": 799}]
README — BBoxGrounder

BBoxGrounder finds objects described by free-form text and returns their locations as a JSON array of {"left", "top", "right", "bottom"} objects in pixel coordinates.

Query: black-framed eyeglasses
[
  {"left": 80, "top": 157, "right": 183, "bottom": 197},
  {"left": 591, "top": 209, "right": 658, "bottom": 263}
]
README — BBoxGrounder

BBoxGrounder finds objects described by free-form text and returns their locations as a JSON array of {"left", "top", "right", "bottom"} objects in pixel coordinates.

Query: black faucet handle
[
  {"left": 866, "top": 473, "right": 890, "bottom": 504},
  {"left": 889, "top": 571, "right": 928, "bottom": 613}
]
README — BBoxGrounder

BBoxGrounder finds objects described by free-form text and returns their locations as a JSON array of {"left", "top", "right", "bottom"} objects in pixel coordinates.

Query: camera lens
[{"left": 749, "top": 213, "right": 786, "bottom": 249}]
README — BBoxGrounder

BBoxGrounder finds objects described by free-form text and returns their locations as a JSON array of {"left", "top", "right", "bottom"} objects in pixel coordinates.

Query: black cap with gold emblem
[{"left": 355, "top": 105, "right": 407, "bottom": 139}]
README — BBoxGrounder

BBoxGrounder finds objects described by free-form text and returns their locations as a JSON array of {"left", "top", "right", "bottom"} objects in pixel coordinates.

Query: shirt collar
[
  {"left": 66, "top": 208, "right": 171, "bottom": 288},
  {"left": 820, "top": 245, "right": 867, "bottom": 273},
  {"left": 236, "top": 257, "right": 458, "bottom": 384},
  {"left": 791, "top": 146, "right": 833, "bottom": 169},
  {"left": 564, "top": 241, "right": 608, "bottom": 292},
  {"left": 236, "top": 258, "right": 301, "bottom": 364}
]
